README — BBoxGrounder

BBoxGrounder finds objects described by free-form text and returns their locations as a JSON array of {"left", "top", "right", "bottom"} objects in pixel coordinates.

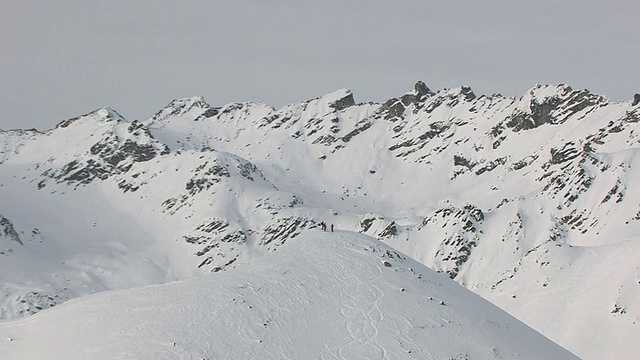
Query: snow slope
[
  {"left": 0, "top": 231, "right": 577, "bottom": 360},
  {"left": 484, "top": 237, "right": 640, "bottom": 359}
]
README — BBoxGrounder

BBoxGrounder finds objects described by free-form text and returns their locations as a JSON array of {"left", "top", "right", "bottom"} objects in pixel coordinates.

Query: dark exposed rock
[
  {"left": 237, "top": 161, "right": 261, "bottom": 181},
  {"left": 261, "top": 112, "right": 297, "bottom": 129},
  {"left": 506, "top": 99, "right": 561, "bottom": 131},
  {"left": 341, "top": 120, "right": 372, "bottom": 143},
  {"left": 312, "top": 134, "right": 338, "bottom": 146},
  {"left": 10, "top": 291, "right": 62, "bottom": 318},
  {"left": 221, "top": 103, "right": 244, "bottom": 115},
  {"left": 360, "top": 217, "right": 376, "bottom": 233},
  {"left": 401, "top": 94, "right": 415, "bottom": 107},
  {"left": 260, "top": 217, "right": 311, "bottom": 250},
  {"left": 421, "top": 204, "right": 484, "bottom": 279},
  {"left": 539, "top": 142, "right": 597, "bottom": 215},
  {"left": 197, "top": 219, "right": 229, "bottom": 234},
  {"left": 378, "top": 221, "right": 398, "bottom": 238},
  {"left": 185, "top": 163, "right": 228, "bottom": 195},
  {"left": 622, "top": 110, "right": 640, "bottom": 123},
  {"left": 181, "top": 218, "right": 248, "bottom": 271},
  {"left": 505, "top": 87, "right": 606, "bottom": 132},
  {"left": 632, "top": 94, "right": 640, "bottom": 107},
  {"left": 377, "top": 83, "right": 437, "bottom": 121},
  {"left": 388, "top": 121, "right": 452, "bottom": 154},
  {"left": 601, "top": 182, "right": 624, "bottom": 204},
  {"left": 0, "top": 215, "right": 22, "bottom": 246},
  {"left": 511, "top": 155, "right": 539, "bottom": 171},
  {"left": 151, "top": 97, "right": 212, "bottom": 122},
  {"left": 56, "top": 117, "right": 79, "bottom": 128},
  {"left": 414, "top": 81, "right": 433, "bottom": 99},
  {"left": 373, "top": 83, "right": 432, "bottom": 122},
  {"left": 460, "top": 86, "right": 476, "bottom": 101},
  {"left": 423, "top": 96, "right": 445, "bottom": 114},
  {"left": 45, "top": 116, "right": 170, "bottom": 188},
  {"left": 379, "top": 98, "right": 406, "bottom": 121},
  {"left": 328, "top": 91, "right": 356, "bottom": 111},
  {"left": 452, "top": 155, "right": 478, "bottom": 179},
  {"left": 55, "top": 107, "right": 124, "bottom": 129},
  {"left": 475, "top": 157, "right": 507, "bottom": 176},
  {"left": 454, "top": 155, "right": 476, "bottom": 169},
  {"left": 201, "top": 107, "right": 220, "bottom": 118},
  {"left": 549, "top": 142, "right": 581, "bottom": 165},
  {"left": 490, "top": 123, "right": 505, "bottom": 138}
]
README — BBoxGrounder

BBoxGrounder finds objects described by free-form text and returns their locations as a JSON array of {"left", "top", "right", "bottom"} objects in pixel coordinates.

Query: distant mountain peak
[
  {"left": 316, "top": 88, "right": 355, "bottom": 111},
  {"left": 55, "top": 106, "right": 125, "bottom": 129},
  {"left": 413, "top": 80, "right": 433, "bottom": 97},
  {"left": 97, "top": 106, "right": 125, "bottom": 120},
  {"left": 150, "top": 96, "right": 214, "bottom": 123}
]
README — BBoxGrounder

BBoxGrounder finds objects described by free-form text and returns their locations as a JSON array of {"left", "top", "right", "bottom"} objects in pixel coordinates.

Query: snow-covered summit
[
  {"left": 55, "top": 106, "right": 125, "bottom": 129},
  {"left": 314, "top": 87, "right": 356, "bottom": 110},
  {"left": 149, "top": 95, "right": 215, "bottom": 123}
]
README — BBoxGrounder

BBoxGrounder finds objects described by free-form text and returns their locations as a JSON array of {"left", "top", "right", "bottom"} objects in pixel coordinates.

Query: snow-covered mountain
[
  {"left": 1, "top": 82, "right": 639, "bottom": 358},
  {"left": 0, "top": 231, "right": 577, "bottom": 359}
]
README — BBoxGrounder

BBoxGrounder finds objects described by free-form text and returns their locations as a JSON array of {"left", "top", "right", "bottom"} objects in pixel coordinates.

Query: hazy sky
[{"left": 1, "top": 0, "right": 638, "bottom": 130}]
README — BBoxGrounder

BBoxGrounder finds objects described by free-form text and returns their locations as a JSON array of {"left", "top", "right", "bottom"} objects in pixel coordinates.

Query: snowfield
[{"left": 0, "top": 231, "right": 577, "bottom": 360}]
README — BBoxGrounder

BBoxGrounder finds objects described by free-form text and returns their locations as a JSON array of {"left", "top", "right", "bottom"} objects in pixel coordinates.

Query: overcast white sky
[{"left": 1, "top": 0, "right": 638, "bottom": 130}]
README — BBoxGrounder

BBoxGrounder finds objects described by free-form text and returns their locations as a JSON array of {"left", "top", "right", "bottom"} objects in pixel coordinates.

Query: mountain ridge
[{"left": 1, "top": 82, "right": 640, "bottom": 359}]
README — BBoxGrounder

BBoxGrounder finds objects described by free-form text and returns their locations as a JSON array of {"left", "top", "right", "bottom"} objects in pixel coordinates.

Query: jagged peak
[
  {"left": 522, "top": 83, "right": 608, "bottom": 103},
  {"left": 503, "top": 84, "right": 610, "bottom": 132},
  {"left": 516, "top": 84, "right": 609, "bottom": 115},
  {"left": 320, "top": 88, "right": 352, "bottom": 102},
  {"left": 167, "top": 96, "right": 211, "bottom": 109},
  {"left": 97, "top": 107, "right": 125, "bottom": 120},
  {"left": 318, "top": 88, "right": 355, "bottom": 111},
  {"left": 376, "top": 82, "right": 473, "bottom": 121},
  {"left": 55, "top": 106, "right": 125, "bottom": 129},
  {"left": 150, "top": 96, "right": 214, "bottom": 122},
  {"left": 523, "top": 84, "right": 573, "bottom": 100},
  {"left": 427, "top": 85, "right": 477, "bottom": 103},
  {"left": 413, "top": 81, "right": 433, "bottom": 97},
  {"left": 455, "top": 85, "right": 476, "bottom": 101},
  {"left": 0, "top": 127, "right": 42, "bottom": 135},
  {"left": 290, "top": 88, "right": 356, "bottom": 114},
  {"left": 396, "top": 81, "right": 435, "bottom": 99},
  {"left": 396, "top": 81, "right": 436, "bottom": 104}
]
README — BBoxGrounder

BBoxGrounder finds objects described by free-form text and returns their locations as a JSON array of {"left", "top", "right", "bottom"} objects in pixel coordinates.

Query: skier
[{"left": 330, "top": 224, "right": 334, "bottom": 232}]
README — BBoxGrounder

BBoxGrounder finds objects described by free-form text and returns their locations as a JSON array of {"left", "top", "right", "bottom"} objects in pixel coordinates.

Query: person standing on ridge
[{"left": 330, "top": 224, "right": 334, "bottom": 232}]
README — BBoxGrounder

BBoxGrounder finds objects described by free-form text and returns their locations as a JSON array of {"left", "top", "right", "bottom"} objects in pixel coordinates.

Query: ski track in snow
[
  {"left": 0, "top": 230, "right": 578, "bottom": 359},
  {"left": 318, "top": 241, "right": 386, "bottom": 360}
]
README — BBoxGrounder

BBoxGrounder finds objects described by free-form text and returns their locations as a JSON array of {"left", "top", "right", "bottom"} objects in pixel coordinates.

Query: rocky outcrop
[
  {"left": 504, "top": 85, "right": 607, "bottom": 132},
  {"left": 0, "top": 215, "right": 22, "bottom": 247},
  {"left": 420, "top": 205, "right": 485, "bottom": 279},
  {"left": 40, "top": 118, "right": 170, "bottom": 188}
]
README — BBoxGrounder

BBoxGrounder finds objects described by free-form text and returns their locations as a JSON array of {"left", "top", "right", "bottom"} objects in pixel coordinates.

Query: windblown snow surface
[
  {"left": 0, "top": 231, "right": 576, "bottom": 359},
  {"left": 1, "top": 83, "right": 640, "bottom": 358}
]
